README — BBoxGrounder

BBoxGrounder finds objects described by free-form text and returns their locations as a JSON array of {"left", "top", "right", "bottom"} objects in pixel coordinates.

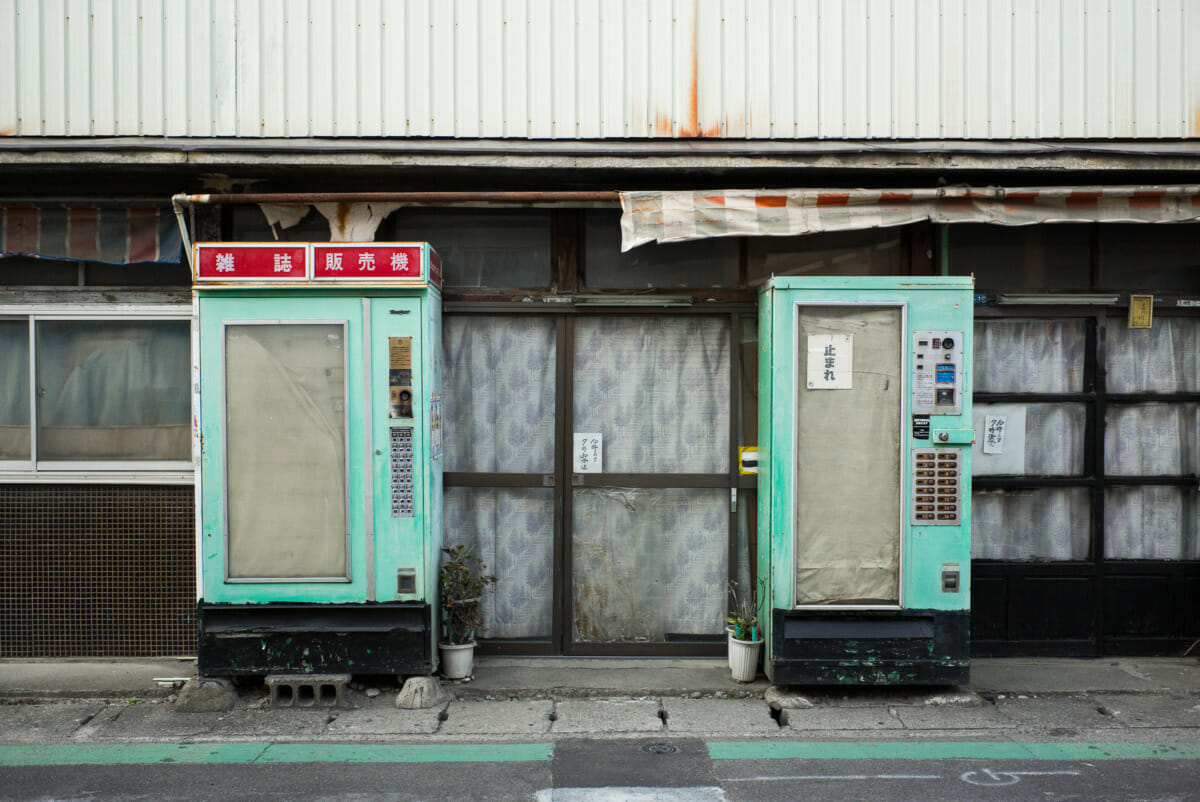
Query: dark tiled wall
[{"left": 0, "top": 485, "right": 195, "bottom": 657}]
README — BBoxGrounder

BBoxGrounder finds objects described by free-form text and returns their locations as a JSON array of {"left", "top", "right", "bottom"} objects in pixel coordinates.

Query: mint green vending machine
[
  {"left": 193, "top": 241, "right": 444, "bottom": 676},
  {"left": 758, "top": 276, "right": 974, "bottom": 685}
]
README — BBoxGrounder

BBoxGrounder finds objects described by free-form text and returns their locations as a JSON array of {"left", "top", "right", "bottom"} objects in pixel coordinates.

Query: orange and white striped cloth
[{"left": 620, "top": 186, "right": 1200, "bottom": 251}]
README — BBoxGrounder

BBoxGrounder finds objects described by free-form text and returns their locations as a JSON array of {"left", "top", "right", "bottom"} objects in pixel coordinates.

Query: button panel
[
  {"left": 911, "top": 449, "right": 960, "bottom": 525},
  {"left": 390, "top": 426, "right": 415, "bottom": 518}
]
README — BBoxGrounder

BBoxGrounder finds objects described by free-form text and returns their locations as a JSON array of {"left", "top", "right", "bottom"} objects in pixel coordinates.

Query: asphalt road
[{"left": 2, "top": 738, "right": 1199, "bottom": 801}]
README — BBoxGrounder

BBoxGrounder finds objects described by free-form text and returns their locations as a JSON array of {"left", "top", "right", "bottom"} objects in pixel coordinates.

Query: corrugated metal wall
[{"left": 3, "top": 0, "right": 1199, "bottom": 140}]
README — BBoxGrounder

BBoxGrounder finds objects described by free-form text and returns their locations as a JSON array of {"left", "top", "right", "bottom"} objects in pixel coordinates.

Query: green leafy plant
[
  {"left": 439, "top": 544, "right": 496, "bottom": 645},
  {"left": 726, "top": 578, "right": 766, "bottom": 642}
]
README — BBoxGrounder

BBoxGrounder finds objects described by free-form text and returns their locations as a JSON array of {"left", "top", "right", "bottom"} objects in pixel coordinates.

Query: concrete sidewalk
[
  {"left": 0, "top": 656, "right": 1196, "bottom": 746},
  {"left": 2, "top": 656, "right": 1198, "bottom": 700}
]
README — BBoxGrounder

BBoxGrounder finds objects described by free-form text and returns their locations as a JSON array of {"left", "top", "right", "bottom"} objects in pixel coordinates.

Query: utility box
[
  {"left": 192, "top": 242, "right": 443, "bottom": 676},
  {"left": 758, "top": 276, "right": 974, "bottom": 685}
]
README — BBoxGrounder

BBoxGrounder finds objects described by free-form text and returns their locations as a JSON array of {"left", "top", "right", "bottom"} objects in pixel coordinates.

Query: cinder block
[{"left": 265, "top": 674, "right": 350, "bottom": 708}]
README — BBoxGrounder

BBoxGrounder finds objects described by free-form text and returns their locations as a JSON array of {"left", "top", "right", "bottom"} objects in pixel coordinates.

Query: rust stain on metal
[
  {"left": 654, "top": 112, "right": 674, "bottom": 137},
  {"left": 335, "top": 202, "right": 352, "bottom": 236},
  {"left": 680, "top": 13, "right": 699, "bottom": 138}
]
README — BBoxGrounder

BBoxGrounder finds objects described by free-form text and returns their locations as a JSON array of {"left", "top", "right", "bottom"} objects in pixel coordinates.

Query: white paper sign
[
  {"left": 971, "top": 404, "right": 1027, "bottom": 475},
  {"left": 983, "top": 414, "right": 1006, "bottom": 454},
  {"left": 573, "top": 433, "right": 602, "bottom": 473},
  {"left": 807, "top": 334, "right": 853, "bottom": 389}
]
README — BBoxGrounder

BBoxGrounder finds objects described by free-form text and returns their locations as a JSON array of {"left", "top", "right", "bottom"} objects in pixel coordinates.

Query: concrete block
[
  {"left": 0, "top": 702, "right": 108, "bottom": 743},
  {"left": 395, "top": 676, "right": 450, "bottom": 710},
  {"left": 765, "top": 686, "right": 814, "bottom": 710},
  {"left": 781, "top": 707, "right": 903, "bottom": 731},
  {"left": 1094, "top": 694, "right": 1200, "bottom": 728},
  {"left": 265, "top": 674, "right": 349, "bottom": 708},
  {"left": 995, "top": 695, "right": 1123, "bottom": 732},
  {"left": 439, "top": 700, "right": 553, "bottom": 735},
  {"left": 325, "top": 705, "right": 442, "bottom": 736},
  {"left": 891, "top": 704, "right": 1014, "bottom": 730},
  {"left": 175, "top": 677, "right": 237, "bottom": 713},
  {"left": 663, "top": 698, "right": 779, "bottom": 735},
  {"left": 551, "top": 700, "right": 663, "bottom": 734}
]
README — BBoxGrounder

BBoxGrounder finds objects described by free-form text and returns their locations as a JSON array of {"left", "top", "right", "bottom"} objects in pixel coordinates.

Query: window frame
[{"left": 0, "top": 303, "right": 194, "bottom": 484}]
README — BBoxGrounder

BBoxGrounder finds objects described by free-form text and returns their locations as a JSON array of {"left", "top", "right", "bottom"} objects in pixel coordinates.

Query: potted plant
[
  {"left": 726, "top": 579, "right": 765, "bottom": 682},
  {"left": 438, "top": 544, "right": 496, "bottom": 679}
]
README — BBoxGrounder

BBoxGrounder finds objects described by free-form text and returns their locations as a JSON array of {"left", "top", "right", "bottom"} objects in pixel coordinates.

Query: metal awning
[
  {"left": 0, "top": 204, "right": 182, "bottom": 264},
  {"left": 619, "top": 186, "right": 1200, "bottom": 251}
]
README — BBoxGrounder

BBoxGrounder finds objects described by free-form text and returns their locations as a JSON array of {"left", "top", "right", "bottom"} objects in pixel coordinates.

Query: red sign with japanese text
[
  {"left": 195, "top": 243, "right": 308, "bottom": 280},
  {"left": 429, "top": 248, "right": 443, "bottom": 288},
  {"left": 312, "top": 245, "right": 424, "bottom": 280}
]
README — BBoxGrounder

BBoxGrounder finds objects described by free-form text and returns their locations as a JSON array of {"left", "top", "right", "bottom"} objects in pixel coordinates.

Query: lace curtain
[
  {"left": 442, "top": 317, "right": 557, "bottom": 638},
  {"left": 973, "top": 317, "right": 1199, "bottom": 561}
]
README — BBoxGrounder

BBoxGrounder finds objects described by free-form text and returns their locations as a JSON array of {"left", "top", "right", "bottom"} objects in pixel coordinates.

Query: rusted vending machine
[{"left": 192, "top": 241, "right": 443, "bottom": 676}]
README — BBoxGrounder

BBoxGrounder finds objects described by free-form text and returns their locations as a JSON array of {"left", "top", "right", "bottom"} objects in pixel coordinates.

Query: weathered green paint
[
  {"left": 0, "top": 742, "right": 551, "bottom": 766},
  {"left": 708, "top": 741, "right": 1200, "bottom": 761},
  {"left": 758, "top": 277, "right": 974, "bottom": 683},
  {"left": 195, "top": 271, "right": 443, "bottom": 672}
]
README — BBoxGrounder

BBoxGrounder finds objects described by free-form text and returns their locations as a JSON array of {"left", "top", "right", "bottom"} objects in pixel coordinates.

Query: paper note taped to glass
[{"left": 807, "top": 334, "right": 853, "bottom": 389}]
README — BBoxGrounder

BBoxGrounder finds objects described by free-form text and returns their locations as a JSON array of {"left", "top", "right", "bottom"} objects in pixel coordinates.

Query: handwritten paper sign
[
  {"left": 573, "top": 433, "right": 602, "bottom": 473},
  {"left": 806, "top": 334, "right": 853, "bottom": 389}
]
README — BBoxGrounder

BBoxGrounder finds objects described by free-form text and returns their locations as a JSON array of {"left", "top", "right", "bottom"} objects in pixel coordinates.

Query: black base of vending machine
[
  {"left": 771, "top": 608, "right": 970, "bottom": 686},
  {"left": 197, "top": 601, "right": 432, "bottom": 677}
]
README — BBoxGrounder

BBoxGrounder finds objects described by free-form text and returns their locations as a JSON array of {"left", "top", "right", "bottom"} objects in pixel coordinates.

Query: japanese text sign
[
  {"left": 312, "top": 244, "right": 424, "bottom": 280},
  {"left": 806, "top": 334, "right": 853, "bottom": 389},
  {"left": 195, "top": 244, "right": 308, "bottom": 281}
]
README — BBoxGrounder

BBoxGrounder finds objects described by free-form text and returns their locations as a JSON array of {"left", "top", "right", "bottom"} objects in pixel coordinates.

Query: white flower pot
[
  {"left": 726, "top": 626, "right": 735, "bottom": 668},
  {"left": 728, "top": 636, "right": 762, "bottom": 682},
  {"left": 439, "top": 641, "right": 476, "bottom": 679}
]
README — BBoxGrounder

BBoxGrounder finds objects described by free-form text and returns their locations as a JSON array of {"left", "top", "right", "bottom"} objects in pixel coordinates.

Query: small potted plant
[
  {"left": 438, "top": 544, "right": 496, "bottom": 679},
  {"left": 726, "top": 579, "right": 765, "bottom": 682}
]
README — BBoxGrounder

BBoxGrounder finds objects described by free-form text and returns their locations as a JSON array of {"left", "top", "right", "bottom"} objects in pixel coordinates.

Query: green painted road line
[
  {"left": 708, "top": 742, "right": 1200, "bottom": 761},
  {"left": 0, "top": 742, "right": 552, "bottom": 767}
]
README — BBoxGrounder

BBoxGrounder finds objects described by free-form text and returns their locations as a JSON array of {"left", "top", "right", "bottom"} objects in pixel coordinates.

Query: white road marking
[
  {"left": 960, "top": 768, "right": 1082, "bottom": 786},
  {"left": 720, "top": 774, "right": 940, "bottom": 782},
  {"left": 535, "top": 788, "right": 727, "bottom": 801}
]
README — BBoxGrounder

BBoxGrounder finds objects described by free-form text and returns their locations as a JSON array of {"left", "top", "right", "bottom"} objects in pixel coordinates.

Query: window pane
[
  {"left": 225, "top": 324, "right": 347, "bottom": 579},
  {"left": 0, "top": 255, "right": 78, "bottom": 286},
  {"left": 974, "top": 319, "right": 1086, "bottom": 393},
  {"left": 572, "top": 487, "right": 727, "bottom": 643},
  {"left": 949, "top": 223, "right": 1092, "bottom": 290},
  {"left": 445, "top": 487, "right": 554, "bottom": 639},
  {"left": 392, "top": 209, "right": 551, "bottom": 288},
  {"left": 1106, "top": 317, "right": 1200, "bottom": 393},
  {"left": 0, "top": 320, "right": 31, "bottom": 460},
  {"left": 36, "top": 320, "right": 190, "bottom": 461},
  {"left": 748, "top": 227, "right": 903, "bottom": 281},
  {"left": 972, "top": 488, "right": 1091, "bottom": 560},
  {"left": 573, "top": 317, "right": 730, "bottom": 473},
  {"left": 1098, "top": 224, "right": 1200, "bottom": 291},
  {"left": 443, "top": 316, "right": 556, "bottom": 473},
  {"left": 1106, "top": 404, "right": 1200, "bottom": 476},
  {"left": 585, "top": 210, "right": 739, "bottom": 288},
  {"left": 1106, "top": 487, "right": 1200, "bottom": 560},
  {"left": 85, "top": 261, "right": 191, "bottom": 286},
  {"left": 973, "top": 403, "right": 1087, "bottom": 476}
]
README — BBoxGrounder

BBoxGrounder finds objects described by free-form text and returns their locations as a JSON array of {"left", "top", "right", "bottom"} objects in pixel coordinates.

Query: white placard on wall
[
  {"left": 573, "top": 433, "right": 602, "bottom": 473},
  {"left": 806, "top": 334, "right": 853, "bottom": 389},
  {"left": 972, "top": 405, "right": 1027, "bottom": 475}
]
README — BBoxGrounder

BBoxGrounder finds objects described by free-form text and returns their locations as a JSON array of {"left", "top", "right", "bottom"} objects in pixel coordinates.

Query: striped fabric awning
[
  {"left": 0, "top": 204, "right": 182, "bottom": 264},
  {"left": 619, "top": 186, "right": 1200, "bottom": 251}
]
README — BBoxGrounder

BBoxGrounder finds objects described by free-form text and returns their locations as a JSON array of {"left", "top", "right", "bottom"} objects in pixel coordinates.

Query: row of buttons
[
  {"left": 390, "top": 427, "right": 415, "bottom": 518},
  {"left": 913, "top": 450, "right": 959, "bottom": 524}
]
